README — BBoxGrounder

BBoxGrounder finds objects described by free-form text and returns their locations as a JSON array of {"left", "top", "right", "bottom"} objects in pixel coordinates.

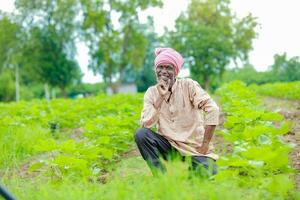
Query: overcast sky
[{"left": 1, "top": 0, "right": 300, "bottom": 83}]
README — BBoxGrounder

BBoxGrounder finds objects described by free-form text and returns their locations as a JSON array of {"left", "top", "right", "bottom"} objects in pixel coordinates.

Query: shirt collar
[
  {"left": 161, "top": 79, "right": 177, "bottom": 102},
  {"left": 171, "top": 78, "right": 178, "bottom": 93}
]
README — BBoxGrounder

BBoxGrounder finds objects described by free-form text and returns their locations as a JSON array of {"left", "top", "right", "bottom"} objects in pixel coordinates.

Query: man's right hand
[{"left": 156, "top": 80, "right": 170, "bottom": 97}]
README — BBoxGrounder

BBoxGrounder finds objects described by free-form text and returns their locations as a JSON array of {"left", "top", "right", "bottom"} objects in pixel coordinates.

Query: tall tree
[
  {"left": 15, "top": 0, "right": 82, "bottom": 97},
  {"left": 80, "top": 0, "right": 162, "bottom": 93},
  {"left": 23, "top": 26, "right": 82, "bottom": 97},
  {"left": 0, "top": 13, "right": 23, "bottom": 101},
  {"left": 167, "top": 0, "right": 257, "bottom": 89},
  {"left": 135, "top": 17, "right": 160, "bottom": 92},
  {"left": 269, "top": 53, "right": 300, "bottom": 82}
]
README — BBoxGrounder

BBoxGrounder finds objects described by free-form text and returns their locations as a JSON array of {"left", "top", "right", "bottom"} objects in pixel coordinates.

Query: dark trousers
[{"left": 134, "top": 128, "right": 217, "bottom": 176}]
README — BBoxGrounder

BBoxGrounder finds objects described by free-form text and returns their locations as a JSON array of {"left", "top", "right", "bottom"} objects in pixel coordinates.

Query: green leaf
[
  {"left": 28, "top": 161, "right": 45, "bottom": 172},
  {"left": 261, "top": 112, "right": 284, "bottom": 121}
]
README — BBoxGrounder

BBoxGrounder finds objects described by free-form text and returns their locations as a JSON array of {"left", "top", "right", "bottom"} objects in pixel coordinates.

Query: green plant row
[
  {"left": 214, "top": 81, "right": 296, "bottom": 199},
  {"left": 249, "top": 81, "right": 300, "bottom": 100},
  {"left": 1, "top": 82, "right": 299, "bottom": 199},
  {"left": 0, "top": 94, "right": 143, "bottom": 179}
]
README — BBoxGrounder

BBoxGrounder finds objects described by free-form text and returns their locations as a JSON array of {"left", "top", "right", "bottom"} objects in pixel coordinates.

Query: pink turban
[{"left": 154, "top": 47, "right": 184, "bottom": 76}]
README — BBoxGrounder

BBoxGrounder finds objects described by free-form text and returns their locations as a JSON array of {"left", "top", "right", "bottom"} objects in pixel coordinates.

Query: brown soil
[
  {"left": 68, "top": 127, "right": 84, "bottom": 141},
  {"left": 120, "top": 147, "right": 140, "bottom": 158}
]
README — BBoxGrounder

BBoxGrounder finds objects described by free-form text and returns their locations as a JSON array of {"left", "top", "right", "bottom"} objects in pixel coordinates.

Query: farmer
[{"left": 134, "top": 47, "right": 220, "bottom": 176}]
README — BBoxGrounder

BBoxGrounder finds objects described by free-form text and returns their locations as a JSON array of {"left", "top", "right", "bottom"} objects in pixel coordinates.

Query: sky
[{"left": 1, "top": 0, "right": 300, "bottom": 83}]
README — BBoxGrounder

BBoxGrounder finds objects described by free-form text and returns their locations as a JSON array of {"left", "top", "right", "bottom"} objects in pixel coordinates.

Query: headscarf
[{"left": 154, "top": 47, "right": 184, "bottom": 76}]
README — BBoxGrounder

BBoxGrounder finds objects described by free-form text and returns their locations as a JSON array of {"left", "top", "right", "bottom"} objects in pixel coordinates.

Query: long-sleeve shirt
[{"left": 140, "top": 78, "right": 220, "bottom": 160}]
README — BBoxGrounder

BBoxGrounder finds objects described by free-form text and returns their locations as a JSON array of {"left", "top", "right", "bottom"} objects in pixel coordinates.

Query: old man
[{"left": 134, "top": 47, "right": 220, "bottom": 176}]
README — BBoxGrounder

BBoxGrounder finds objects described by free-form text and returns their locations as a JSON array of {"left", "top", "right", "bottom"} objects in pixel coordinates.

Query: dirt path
[{"left": 261, "top": 96, "right": 300, "bottom": 188}]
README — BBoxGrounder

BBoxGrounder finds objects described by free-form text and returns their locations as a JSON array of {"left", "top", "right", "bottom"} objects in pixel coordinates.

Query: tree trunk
[
  {"left": 108, "top": 75, "right": 118, "bottom": 94},
  {"left": 204, "top": 76, "right": 210, "bottom": 90},
  {"left": 60, "top": 86, "right": 67, "bottom": 98},
  {"left": 51, "top": 88, "right": 56, "bottom": 99},
  {"left": 119, "top": 69, "right": 125, "bottom": 85},
  {"left": 15, "top": 65, "right": 20, "bottom": 102},
  {"left": 44, "top": 83, "right": 50, "bottom": 101},
  {"left": 111, "top": 82, "right": 118, "bottom": 94}
]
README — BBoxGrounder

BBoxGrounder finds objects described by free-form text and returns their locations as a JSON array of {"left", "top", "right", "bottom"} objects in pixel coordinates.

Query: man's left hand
[{"left": 196, "top": 143, "right": 209, "bottom": 154}]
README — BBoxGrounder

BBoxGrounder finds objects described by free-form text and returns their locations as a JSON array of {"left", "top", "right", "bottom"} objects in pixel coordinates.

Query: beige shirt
[{"left": 140, "top": 78, "right": 220, "bottom": 160}]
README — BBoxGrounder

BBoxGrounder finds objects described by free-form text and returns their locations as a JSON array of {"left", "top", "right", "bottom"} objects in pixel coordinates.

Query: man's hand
[
  {"left": 156, "top": 79, "right": 170, "bottom": 97},
  {"left": 153, "top": 80, "right": 171, "bottom": 109},
  {"left": 196, "top": 125, "right": 216, "bottom": 155},
  {"left": 196, "top": 142, "right": 209, "bottom": 154},
  {"left": 198, "top": 99, "right": 209, "bottom": 110}
]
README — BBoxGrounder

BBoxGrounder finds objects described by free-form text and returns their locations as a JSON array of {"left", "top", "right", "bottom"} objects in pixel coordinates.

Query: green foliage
[
  {"left": 66, "top": 83, "right": 105, "bottom": 97},
  {"left": 31, "top": 139, "right": 107, "bottom": 178},
  {"left": 13, "top": 0, "right": 82, "bottom": 96},
  {"left": 222, "top": 53, "right": 300, "bottom": 86},
  {"left": 0, "top": 15, "right": 19, "bottom": 69},
  {"left": 0, "top": 85, "right": 298, "bottom": 199},
  {"left": 215, "top": 81, "right": 296, "bottom": 199},
  {"left": 0, "top": 93, "right": 142, "bottom": 179},
  {"left": 22, "top": 26, "right": 82, "bottom": 95},
  {"left": 250, "top": 81, "right": 300, "bottom": 100},
  {"left": 222, "top": 64, "right": 274, "bottom": 85},
  {"left": 81, "top": 0, "right": 162, "bottom": 90},
  {"left": 0, "top": 124, "right": 50, "bottom": 168},
  {"left": 3, "top": 157, "right": 299, "bottom": 200},
  {"left": 167, "top": 0, "right": 257, "bottom": 89},
  {"left": 0, "top": 69, "right": 37, "bottom": 101},
  {"left": 0, "top": 70, "right": 15, "bottom": 101},
  {"left": 135, "top": 17, "right": 158, "bottom": 92},
  {"left": 270, "top": 53, "right": 300, "bottom": 82}
]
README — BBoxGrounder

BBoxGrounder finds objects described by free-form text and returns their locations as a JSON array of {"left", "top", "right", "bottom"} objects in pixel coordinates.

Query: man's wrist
[
  {"left": 202, "top": 125, "right": 215, "bottom": 146},
  {"left": 154, "top": 95, "right": 164, "bottom": 109},
  {"left": 201, "top": 141, "right": 210, "bottom": 146}
]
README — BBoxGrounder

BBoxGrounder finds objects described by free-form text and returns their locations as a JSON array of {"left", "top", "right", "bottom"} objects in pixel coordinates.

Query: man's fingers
[
  {"left": 158, "top": 80, "right": 166, "bottom": 88},
  {"left": 166, "top": 79, "right": 171, "bottom": 88},
  {"left": 198, "top": 99, "right": 209, "bottom": 109},
  {"left": 159, "top": 81, "right": 168, "bottom": 90},
  {"left": 199, "top": 102, "right": 205, "bottom": 108}
]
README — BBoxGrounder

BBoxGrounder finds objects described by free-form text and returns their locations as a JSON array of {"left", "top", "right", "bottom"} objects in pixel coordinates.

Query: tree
[
  {"left": 222, "top": 64, "right": 273, "bottom": 85},
  {"left": 0, "top": 15, "right": 19, "bottom": 71},
  {"left": 23, "top": 26, "right": 82, "bottom": 97},
  {"left": 0, "top": 13, "right": 23, "bottom": 101},
  {"left": 0, "top": 70, "right": 15, "bottom": 101},
  {"left": 15, "top": 0, "right": 82, "bottom": 98},
  {"left": 136, "top": 17, "right": 160, "bottom": 92},
  {"left": 269, "top": 53, "right": 300, "bottom": 82},
  {"left": 167, "top": 0, "right": 257, "bottom": 89},
  {"left": 80, "top": 0, "right": 162, "bottom": 93},
  {"left": 114, "top": 17, "right": 160, "bottom": 92}
]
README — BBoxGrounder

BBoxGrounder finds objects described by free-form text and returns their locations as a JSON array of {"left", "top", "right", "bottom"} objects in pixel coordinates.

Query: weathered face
[{"left": 155, "top": 64, "right": 176, "bottom": 89}]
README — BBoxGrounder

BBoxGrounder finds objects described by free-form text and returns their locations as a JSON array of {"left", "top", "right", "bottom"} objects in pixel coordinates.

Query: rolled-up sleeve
[
  {"left": 140, "top": 88, "right": 160, "bottom": 128},
  {"left": 188, "top": 80, "right": 220, "bottom": 126}
]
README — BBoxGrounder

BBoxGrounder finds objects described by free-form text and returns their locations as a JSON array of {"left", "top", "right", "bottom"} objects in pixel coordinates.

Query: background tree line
[{"left": 0, "top": 0, "right": 298, "bottom": 102}]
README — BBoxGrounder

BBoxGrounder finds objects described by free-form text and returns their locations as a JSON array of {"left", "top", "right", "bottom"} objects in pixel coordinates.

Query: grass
[
  {"left": 3, "top": 154, "right": 300, "bottom": 200},
  {"left": 0, "top": 124, "right": 51, "bottom": 168},
  {"left": 1, "top": 86, "right": 300, "bottom": 199},
  {"left": 0, "top": 156, "right": 253, "bottom": 200}
]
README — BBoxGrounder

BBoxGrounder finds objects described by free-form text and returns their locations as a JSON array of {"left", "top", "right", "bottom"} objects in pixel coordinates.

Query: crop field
[{"left": 0, "top": 81, "right": 299, "bottom": 200}]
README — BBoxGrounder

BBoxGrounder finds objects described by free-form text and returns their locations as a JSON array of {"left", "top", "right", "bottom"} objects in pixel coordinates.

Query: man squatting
[{"left": 134, "top": 47, "right": 220, "bottom": 176}]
